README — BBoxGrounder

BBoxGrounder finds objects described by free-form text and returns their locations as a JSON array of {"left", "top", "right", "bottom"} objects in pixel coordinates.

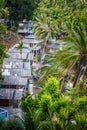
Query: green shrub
[
  {"left": 1, "top": 119, "right": 25, "bottom": 130},
  {"left": 0, "top": 119, "right": 4, "bottom": 129}
]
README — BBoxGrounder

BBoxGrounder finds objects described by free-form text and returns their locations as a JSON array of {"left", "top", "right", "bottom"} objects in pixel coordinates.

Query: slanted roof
[
  {"left": 22, "top": 34, "right": 42, "bottom": 44},
  {"left": 8, "top": 44, "right": 30, "bottom": 60},
  {"left": 9, "top": 69, "right": 31, "bottom": 77},
  {"left": 2, "top": 40, "right": 32, "bottom": 87},
  {"left": 48, "top": 42, "right": 60, "bottom": 49},
  {"left": 0, "top": 76, "right": 28, "bottom": 86},
  {"left": 0, "top": 88, "right": 23, "bottom": 100},
  {"left": 3, "top": 59, "right": 23, "bottom": 69},
  {"left": 22, "top": 38, "right": 41, "bottom": 44},
  {"left": 14, "top": 89, "right": 23, "bottom": 100},
  {"left": 3, "top": 59, "right": 31, "bottom": 70},
  {"left": 25, "top": 34, "right": 36, "bottom": 39},
  {"left": 9, "top": 52, "right": 28, "bottom": 60},
  {"left": 9, "top": 46, "right": 30, "bottom": 53},
  {"left": 32, "top": 45, "right": 41, "bottom": 51},
  {"left": 0, "top": 88, "right": 14, "bottom": 99}
]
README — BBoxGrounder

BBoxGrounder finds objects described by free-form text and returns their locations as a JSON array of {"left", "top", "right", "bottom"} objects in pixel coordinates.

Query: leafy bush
[
  {"left": 1, "top": 119, "right": 25, "bottom": 130},
  {"left": 0, "top": 119, "right": 4, "bottom": 129}
]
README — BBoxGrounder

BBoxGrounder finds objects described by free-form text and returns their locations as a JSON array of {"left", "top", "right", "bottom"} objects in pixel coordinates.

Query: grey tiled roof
[
  {"left": 0, "top": 88, "right": 14, "bottom": 99},
  {"left": 0, "top": 76, "right": 28, "bottom": 85},
  {"left": 9, "top": 44, "right": 30, "bottom": 52},
  {"left": 3, "top": 59, "right": 31, "bottom": 70},
  {"left": 1, "top": 37, "right": 33, "bottom": 87},
  {"left": 4, "top": 58, "right": 23, "bottom": 62},
  {"left": 9, "top": 69, "right": 31, "bottom": 77},
  {"left": 24, "top": 62, "right": 31, "bottom": 69},
  {"left": 8, "top": 45, "right": 31, "bottom": 60},
  {"left": 48, "top": 43, "right": 60, "bottom": 49},
  {"left": 14, "top": 89, "right": 23, "bottom": 100},
  {"left": 0, "top": 88, "right": 23, "bottom": 100},
  {"left": 22, "top": 38, "right": 42, "bottom": 44},
  {"left": 9, "top": 53, "right": 28, "bottom": 60},
  {"left": 25, "top": 34, "right": 36, "bottom": 39},
  {"left": 48, "top": 40, "right": 67, "bottom": 49},
  {"left": 9, "top": 47, "right": 30, "bottom": 53}
]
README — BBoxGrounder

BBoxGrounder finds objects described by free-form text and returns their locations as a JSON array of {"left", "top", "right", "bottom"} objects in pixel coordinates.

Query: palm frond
[{"left": 38, "top": 120, "right": 51, "bottom": 130}]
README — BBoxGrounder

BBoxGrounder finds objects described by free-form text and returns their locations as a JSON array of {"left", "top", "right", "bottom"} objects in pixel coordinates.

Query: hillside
[{"left": 0, "top": 32, "right": 23, "bottom": 51}]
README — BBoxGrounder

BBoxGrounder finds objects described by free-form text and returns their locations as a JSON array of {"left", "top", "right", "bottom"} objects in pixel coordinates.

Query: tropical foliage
[
  {"left": 0, "top": 0, "right": 8, "bottom": 80},
  {"left": 0, "top": 0, "right": 8, "bottom": 36},
  {"left": 33, "top": 0, "right": 87, "bottom": 39},
  {"left": 0, "top": 0, "right": 87, "bottom": 130},
  {"left": 33, "top": 0, "right": 87, "bottom": 88},
  {"left": 21, "top": 77, "right": 87, "bottom": 130},
  {"left": 6, "top": 0, "right": 39, "bottom": 22},
  {"left": 0, "top": 118, "right": 25, "bottom": 130},
  {"left": 17, "top": 41, "right": 24, "bottom": 59}
]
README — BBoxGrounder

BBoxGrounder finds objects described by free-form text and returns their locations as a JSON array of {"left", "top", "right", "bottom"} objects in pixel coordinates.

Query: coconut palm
[
  {"left": 34, "top": 14, "right": 53, "bottom": 63},
  {"left": 38, "top": 24, "right": 87, "bottom": 89},
  {"left": 20, "top": 93, "right": 54, "bottom": 130},
  {"left": 34, "top": 14, "right": 53, "bottom": 42},
  {"left": 53, "top": 25, "right": 87, "bottom": 87},
  {"left": 17, "top": 41, "right": 24, "bottom": 59}
]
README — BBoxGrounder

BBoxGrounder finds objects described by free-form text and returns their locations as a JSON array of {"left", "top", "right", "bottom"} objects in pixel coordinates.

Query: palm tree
[
  {"left": 38, "top": 24, "right": 87, "bottom": 89},
  {"left": 17, "top": 41, "right": 24, "bottom": 59},
  {"left": 33, "top": 0, "right": 87, "bottom": 89},
  {"left": 34, "top": 13, "right": 57, "bottom": 62},
  {"left": 20, "top": 94, "right": 53, "bottom": 130},
  {"left": 53, "top": 25, "right": 87, "bottom": 87}
]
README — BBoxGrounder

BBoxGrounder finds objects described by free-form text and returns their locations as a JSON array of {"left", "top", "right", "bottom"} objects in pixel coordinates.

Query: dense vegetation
[
  {"left": 33, "top": 0, "right": 87, "bottom": 89},
  {"left": 6, "top": 0, "right": 40, "bottom": 22},
  {"left": 0, "top": 0, "right": 8, "bottom": 80},
  {"left": 0, "top": 118, "right": 25, "bottom": 130},
  {"left": 0, "top": 0, "right": 87, "bottom": 130},
  {"left": 21, "top": 77, "right": 87, "bottom": 130}
]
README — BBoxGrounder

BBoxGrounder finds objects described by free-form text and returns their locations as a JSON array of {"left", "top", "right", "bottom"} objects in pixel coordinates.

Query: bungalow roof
[
  {"left": 9, "top": 52, "right": 28, "bottom": 60},
  {"left": 2, "top": 68, "right": 31, "bottom": 77},
  {"left": 0, "top": 88, "right": 23, "bottom": 100},
  {"left": 0, "top": 76, "right": 28, "bottom": 86},
  {"left": 3, "top": 59, "right": 31, "bottom": 70}
]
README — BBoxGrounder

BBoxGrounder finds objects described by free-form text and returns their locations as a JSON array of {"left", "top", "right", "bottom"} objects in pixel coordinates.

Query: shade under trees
[{"left": 6, "top": 0, "right": 39, "bottom": 22}]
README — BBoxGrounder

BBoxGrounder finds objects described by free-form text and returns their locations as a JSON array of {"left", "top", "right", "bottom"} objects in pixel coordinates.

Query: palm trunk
[
  {"left": 61, "top": 78, "right": 66, "bottom": 93},
  {"left": 20, "top": 50, "right": 22, "bottom": 59},
  {"left": 21, "top": 54, "right": 22, "bottom": 59},
  {"left": 48, "top": 108, "right": 55, "bottom": 130},
  {"left": 73, "top": 65, "right": 83, "bottom": 87},
  {"left": 41, "top": 36, "right": 48, "bottom": 63},
  {"left": 43, "top": 36, "right": 48, "bottom": 54}
]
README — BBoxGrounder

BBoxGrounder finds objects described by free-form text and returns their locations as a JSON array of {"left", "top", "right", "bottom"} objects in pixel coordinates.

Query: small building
[
  {"left": 48, "top": 40, "right": 66, "bottom": 52},
  {"left": 0, "top": 76, "right": 29, "bottom": 88},
  {"left": 8, "top": 44, "right": 31, "bottom": 60},
  {"left": 18, "top": 20, "right": 33, "bottom": 34},
  {"left": 1, "top": 44, "right": 32, "bottom": 90},
  {"left": 22, "top": 34, "right": 42, "bottom": 59},
  {"left": 0, "top": 88, "right": 23, "bottom": 107}
]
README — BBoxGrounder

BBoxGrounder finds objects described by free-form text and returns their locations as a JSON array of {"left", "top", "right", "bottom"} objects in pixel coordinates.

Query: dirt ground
[{"left": 0, "top": 32, "right": 24, "bottom": 51}]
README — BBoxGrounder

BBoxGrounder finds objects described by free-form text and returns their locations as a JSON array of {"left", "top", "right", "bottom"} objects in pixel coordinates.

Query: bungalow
[
  {"left": 0, "top": 88, "right": 22, "bottom": 107},
  {"left": 18, "top": 20, "right": 33, "bottom": 34},
  {"left": 22, "top": 34, "right": 42, "bottom": 60}
]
